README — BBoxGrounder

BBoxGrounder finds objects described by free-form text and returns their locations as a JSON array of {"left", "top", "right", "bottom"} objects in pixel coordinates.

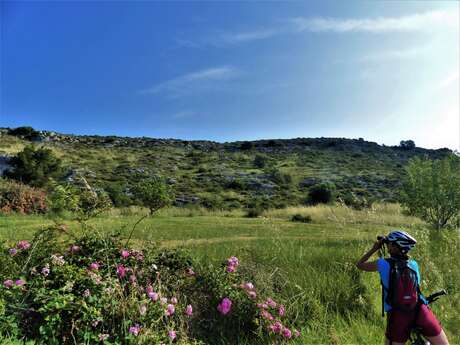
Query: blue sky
[{"left": 1, "top": 1, "right": 459, "bottom": 150}]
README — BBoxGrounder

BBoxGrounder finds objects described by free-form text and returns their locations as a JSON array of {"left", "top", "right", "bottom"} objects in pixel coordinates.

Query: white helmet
[{"left": 386, "top": 230, "right": 417, "bottom": 253}]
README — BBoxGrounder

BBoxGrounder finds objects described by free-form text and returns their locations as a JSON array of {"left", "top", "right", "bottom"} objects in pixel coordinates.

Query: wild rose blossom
[
  {"left": 165, "top": 304, "right": 175, "bottom": 316},
  {"left": 282, "top": 327, "right": 292, "bottom": 339},
  {"left": 8, "top": 248, "right": 17, "bottom": 256},
  {"left": 278, "top": 305, "right": 285, "bottom": 317},
  {"left": 120, "top": 249, "right": 130, "bottom": 259},
  {"left": 217, "top": 298, "right": 232, "bottom": 315},
  {"left": 41, "top": 266, "right": 50, "bottom": 277},
  {"left": 171, "top": 297, "right": 178, "bottom": 304},
  {"left": 261, "top": 310, "right": 273, "bottom": 320},
  {"left": 226, "top": 265, "right": 236, "bottom": 273},
  {"left": 17, "top": 240, "right": 31, "bottom": 250},
  {"left": 226, "top": 256, "right": 239, "bottom": 273},
  {"left": 116, "top": 265, "right": 126, "bottom": 278},
  {"left": 270, "top": 321, "right": 283, "bottom": 334},
  {"left": 69, "top": 245, "right": 80, "bottom": 254},
  {"left": 241, "top": 282, "right": 254, "bottom": 291},
  {"left": 168, "top": 330, "right": 176, "bottom": 341},
  {"left": 15, "top": 279, "right": 25, "bottom": 287},
  {"left": 148, "top": 292, "right": 159, "bottom": 301},
  {"left": 3, "top": 279, "right": 13, "bottom": 289},
  {"left": 248, "top": 291, "right": 257, "bottom": 299},
  {"left": 145, "top": 285, "right": 153, "bottom": 294},
  {"left": 266, "top": 298, "right": 277, "bottom": 308},
  {"left": 185, "top": 304, "right": 193, "bottom": 316},
  {"left": 89, "top": 262, "right": 99, "bottom": 271},
  {"left": 129, "top": 324, "right": 140, "bottom": 336}
]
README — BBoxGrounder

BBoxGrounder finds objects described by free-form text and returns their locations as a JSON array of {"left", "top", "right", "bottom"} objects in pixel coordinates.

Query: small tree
[
  {"left": 306, "top": 182, "right": 336, "bottom": 205},
  {"left": 5, "top": 145, "right": 63, "bottom": 187},
  {"left": 126, "top": 177, "right": 172, "bottom": 245},
  {"left": 401, "top": 155, "right": 460, "bottom": 229},
  {"left": 399, "top": 140, "right": 416, "bottom": 150}
]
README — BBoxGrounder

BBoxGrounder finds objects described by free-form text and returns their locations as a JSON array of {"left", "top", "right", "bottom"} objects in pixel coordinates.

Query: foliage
[
  {"left": 253, "top": 154, "right": 268, "bottom": 169},
  {"left": 290, "top": 214, "right": 312, "bottom": 223},
  {"left": 0, "top": 226, "right": 301, "bottom": 344},
  {"left": 306, "top": 183, "right": 336, "bottom": 205},
  {"left": 131, "top": 177, "right": 172, "bottom": 214},
  {"left": 0, "top": 179, "right": 47, "bottom": 214},
  {"left": 47, "top": 184, "right": 80, "bottom": 215},
  {"left": 7, "top": 127, "right": 39, "bottom": 140},
  {"left": 399, "top": 140, "right": 416, "bottom": 150},
  {"left": 5, "top": 145, "right": 63, "bottom": 188},
  {"left": 400, "top": 155, "right": 460, "bottom": 229},
  {"left": 245, "top": 208, "right": 263, "bottom": 218},
  {"left": 339, "top": 192, "right": 374, "bottom": 210}
]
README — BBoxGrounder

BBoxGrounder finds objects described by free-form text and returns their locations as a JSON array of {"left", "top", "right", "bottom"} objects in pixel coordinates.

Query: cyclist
[{"left": 356, "top": 230, "right": 450, "bottom": 345}]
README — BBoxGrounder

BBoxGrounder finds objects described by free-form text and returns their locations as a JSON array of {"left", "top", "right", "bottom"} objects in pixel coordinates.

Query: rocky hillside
[{"left": 0, "top": 127, "right": 452, "bottom": 209}]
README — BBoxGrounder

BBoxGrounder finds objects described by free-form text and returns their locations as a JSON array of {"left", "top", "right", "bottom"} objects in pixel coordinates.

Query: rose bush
[{"left": 0, "top": 225, "right": 300, "bottom": 344}]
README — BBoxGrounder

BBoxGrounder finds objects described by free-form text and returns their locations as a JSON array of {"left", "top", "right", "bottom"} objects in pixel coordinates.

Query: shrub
[
  {"left": 7, "top": 126, "right": 39, "bottom": 140},
  {"left": 0, "top": 179, "right": 47, "bottom": 214},
  {"left": 5, "top": 145, "right": 63, "bottom": 188},
  {"left": 291, "top": 214, "right": 312, "bottom": 223},
  {"left": 399, "top": 140, "right": 416, "bottom": 150},
  {"left": 253, "top": 154, "right": 268, "bottom": 169},
  {"left": 47, "top": 183, "right": 80, "bottom": 214},
  {"left": 400, "top": 154, "right": 460, "bottom": 229},
  {"left": 240, "top": 141, "right": 253, "bottom": 150},
  {"left": 245, "top": 208, "right": 263, "bottom": 218},
  {"left": 131, "top": 177, "right": 172, "bottom": 214},
  {"left": 306, "top": 183, "right": 336, "bottom": 205},
  {"left": 0, "top": 227, "right": 301, "bottom": 344}
]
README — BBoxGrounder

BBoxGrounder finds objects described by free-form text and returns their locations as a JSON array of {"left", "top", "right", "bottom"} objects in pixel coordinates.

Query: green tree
[
  {"left": 401, "top": 155, "right": 460, "bottom": 229},
  {"left": 5, "top": 145, "right": 63, "bottom": 187},
  {"left": 306, "top": 182, "right": 336, "bottom": 205}
]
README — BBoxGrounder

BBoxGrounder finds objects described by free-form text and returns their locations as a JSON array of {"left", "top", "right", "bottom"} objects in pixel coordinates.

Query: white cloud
[
  {"left": 358, "top": 46, "right": 429, "bottom": 62},
  {"left": 437, "top": 69, "right": 460, "bottom": 90},
  {"left": 141, "top": 66, "right": 241, "bottom": 96},
  {"left": 290, "top": 10, "right": 459, "bottom": 33}
]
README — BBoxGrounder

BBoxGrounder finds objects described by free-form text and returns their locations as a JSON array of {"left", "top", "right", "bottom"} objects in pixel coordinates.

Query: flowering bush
[
  {"left": 0, "top": 179, "right": 48, "bottom": 214},
  {"left": 0, "top": 226, "right": 301, "bottom": 344}
]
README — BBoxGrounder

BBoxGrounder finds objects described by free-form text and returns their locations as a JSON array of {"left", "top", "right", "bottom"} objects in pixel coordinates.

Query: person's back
[{"left": 356, "top": 230, "right": 449, "bottom": 345}]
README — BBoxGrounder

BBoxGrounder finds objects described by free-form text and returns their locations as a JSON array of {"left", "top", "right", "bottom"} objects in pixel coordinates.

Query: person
[{"left": 356, "top": 230, "right": 450, "bottom": 345}]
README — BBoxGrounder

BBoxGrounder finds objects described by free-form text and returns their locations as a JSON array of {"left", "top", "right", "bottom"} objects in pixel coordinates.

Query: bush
[
  {"left": 306, "top": 183, "right": 336, "bottom": 205},
  {"left": 0, "top": 227, "right": 301, "bottom": 344},
  {"left": 5, "top": 145, "right": 63, "bottom": 188},
  {"left": 240, "top": 141, "right": 253, "bottom": 150},
  {"left": 399, "top": 140, "right": 416, "bottom": 150},
  {"left": 7, "top": 127, "right": 39, "bottom": 140},
  {"left": 245, "top": 208, "right": 263, "bottom": 218},
  {"left": 291, "top": 214, "right": 312, "bottom": 223},
  {"left": 253, "top": 154, "right": 268, "bottom": 169},
  {"left": 0, "top": 179, "right": 47, "bottom": 214},
  {"left": 131, "top": 177, "right": 172, "bottom": 213},
  {"left": 400, "top": 155, "right": 460, "bottom": 229}
]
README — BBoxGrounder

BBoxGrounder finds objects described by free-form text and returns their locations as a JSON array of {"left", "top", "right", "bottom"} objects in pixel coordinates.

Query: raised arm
[{"left": 356, "top": 239, "right": 383, "bottom": 272}]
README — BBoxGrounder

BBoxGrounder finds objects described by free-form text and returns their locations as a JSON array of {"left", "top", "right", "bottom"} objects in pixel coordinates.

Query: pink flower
[
  {"left": 282, "top": 327, "right": 292, "bottom": 339},
  {"left": 15, "top": 279, "right": 25, "bottom": 287},
  {"left": 129, "top": 274, "right": 137, "bottom": 284},
  {"left": 3, "top": 279, "right": 13, "bottom": 289},
  {"left": 165, "top": 304, "right": 175, "bottom": 316},
  {"left": 69, "top": 245, "right": 80, "bottom": 254},
  {"left": 120, "top": 249, "right": 130, "bottom": 259},
  {"left": 227, "top": 256, "right": 239, "bottom": 266},
  {"left": 129, "top": 324, "right": 140, "bottom": 336},
  {"left": 217, "top": 297, "right": 232, "bottom": 315},
  {"left": 8, "top": 248, "right": 17, "bottom": 256},
  {"left": 242, "top": 282, "right": 254, "bottom": 290},
  {"left": 89, "top": 262, "right": 99, "bottom": 271},
  {"left": 294, "top": 329, "right": 301, "bottom": 338},
  {"left": 278, "top": 305, "right": 285, "bottom": 317},
  {"left": 266, "top": 298, "right": 277, "bottom": 308},
  {"left": 185, "top": 268, "right": 195, "bottom": 276},
  {"left": 17, "top": 240, "right": 31, "bottom": 250},
  {"left": 148, "top": 292, "right": 159, "bottom": 301},
  {"left": 41, "top": 266, "right": 50, "bottom": 276},
  {"left": 168, "top": 330, "right": 176, "bottom": 341},
  {"left": 171, "top": 297, "right": 178, "bottom": 304},
  {"left": 185, "top": 304, "right": 193, "bottom": 316},
  {"left": 257, "top": 303, "right": 268, "bottom": 309},
  {"left": 226, "top": 264, "right": 236, "bottom": 273},
  {"left": 269, "top": 321, "right": 283, "bottom": 334},
  {"left": 145, "top": 285, "right": 153, "bottom": 294},
  {"left": 116, "top": 265, "right": 126, "bottom": 278},
  {"left": 261, "top": 310, "right": 273, "bottom": 320}
]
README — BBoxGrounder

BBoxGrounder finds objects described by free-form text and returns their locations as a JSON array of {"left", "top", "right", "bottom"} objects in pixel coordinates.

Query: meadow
[{"left": 1, "top": 204, "right": 459, "bottom": 344}]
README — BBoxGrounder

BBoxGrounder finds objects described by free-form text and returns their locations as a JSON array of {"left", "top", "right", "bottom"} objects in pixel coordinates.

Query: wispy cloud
[
  {"left": 358, "top": 46, "right": 429, "bottom": 62},
  {"left": 289, "top": 10, "right": 458, "bottom": 33},
  {"left": 180, "top": 9, "right": 458, "bottom": 47},
  {"left": 141, "top": 66, "right": 241, "bottom": 97}
]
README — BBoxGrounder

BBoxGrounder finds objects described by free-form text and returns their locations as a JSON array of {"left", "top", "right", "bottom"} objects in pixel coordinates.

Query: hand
[{"left": 372, "top": 239, "right": 383, "bottom": 251}]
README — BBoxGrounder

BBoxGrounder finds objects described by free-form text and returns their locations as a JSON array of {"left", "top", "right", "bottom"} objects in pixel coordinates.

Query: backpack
[{"left": 381, "top": 258, "right": 421, "bottom": 315}]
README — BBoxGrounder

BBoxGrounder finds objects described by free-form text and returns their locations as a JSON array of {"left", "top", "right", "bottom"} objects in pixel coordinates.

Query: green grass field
[{"left": 1, "top": 204, "right": 459, "bottom": 344}]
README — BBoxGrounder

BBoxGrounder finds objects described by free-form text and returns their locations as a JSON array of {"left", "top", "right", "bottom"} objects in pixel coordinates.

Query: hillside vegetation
[{"left": 0, "top": 128, "right": 452, "bottom": 210}]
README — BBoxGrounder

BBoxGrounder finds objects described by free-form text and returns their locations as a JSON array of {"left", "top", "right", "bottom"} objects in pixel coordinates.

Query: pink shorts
[{"left": 386, "top": 304, "right": 442, "bottom": 343}]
